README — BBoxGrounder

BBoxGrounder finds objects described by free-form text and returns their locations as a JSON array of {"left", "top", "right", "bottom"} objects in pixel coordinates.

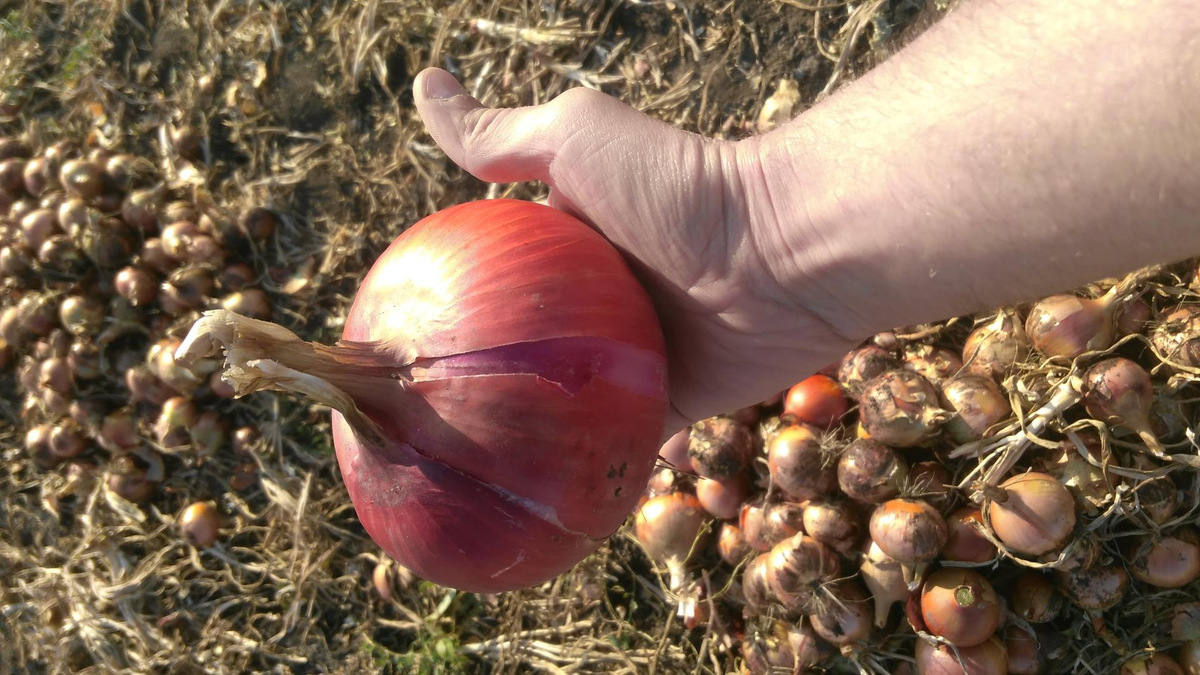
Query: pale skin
[{"left": 413, "top": 0, "right": 1200, "bottom": 439}]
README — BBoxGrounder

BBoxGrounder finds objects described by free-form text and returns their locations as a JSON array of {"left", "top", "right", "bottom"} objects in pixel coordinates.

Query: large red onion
[{"left": 176, "top": 200, "right": 668, "bottom": 592}]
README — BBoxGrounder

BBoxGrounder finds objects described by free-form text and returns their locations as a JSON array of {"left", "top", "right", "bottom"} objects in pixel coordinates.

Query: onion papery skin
[
  {"left": 182, "top": 200, "right": 668, "bottom": 593},
  {"left": 914, "top": 636, "right": 1008, "bottom": 675}
]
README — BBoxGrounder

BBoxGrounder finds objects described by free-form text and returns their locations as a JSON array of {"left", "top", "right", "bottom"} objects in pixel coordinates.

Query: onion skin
[
  {"left": 1025, "top": 293, "right": 1114, "bottom": 358},
  {"left": 801, "top": 498, "right": 862, "bottom": 555},
  {"left": 920, "top": 568, "right": 1000, "bottom": 648},
  {"left": 717, "top": 522, "right": 750, "bottom": 565},
  {"left": 742, "top": 553, "right": 773, "bottom": 609},
  {"left": 809, "top": 579, "right": 872, "bottom": 646},
  {"left": 767, "top": 423, "right": 836, "bottom": 501},
  {"left": 658, "top": 429, "right": 693, "bottom": 474},
  {"left": 1004, "top": 625, "right": 1042, "bottom": 675},
  {"left": 1082, "top": 357, "right": 1164, "bottom": 455},
  {"left": 986, "top": 472, "right": 1076, "bottom": 556},
  {"left": 695, "top": 473, "right": 751, "bottom": 520},
  {"left": 1151, "top": 306, "right": 1200, "bottom": 370},
  {"left": 765, "top": 533, "right": 840, "bottom": 611},
  {"left": 740, "top": 498, "right": 772, "bottom": 552},
  {"left": 1120, "top": 654, "right": 1186, "bottom": 675},
  {"left": 904, "top": 344, "right": 964, "bottom": 388},
  {"left": 1115, "top": 297, "right": 1152, "bottom": 337},
  {"left": 741, "top": 620, "right": 799, "bottom": 674},
  {"left": 942, "top": 507, "right": 997, "bottom": 563},
  {"left": 1134, "top": 476, "right": 1177, "bottom": 525},
  {"left": 914, "top": 636, "right": 1007, "bottom": 675},
  {"left": 869, "top": 499, "right": 947, "bottom": 563},
  {"left": 784, "top": 374, "right": 849, "bottom": 428},
  {"left": 1128, "top": 528, "right": 1200, "bottom": 589},
  {"left": 1056, "top": 564, "right": 1129, "bottom": 611},
  {"left": 839, "top": 345, "right": 901, "bottom": 399},
  {"left": 688, "top": 417, "right": 753, "bottom": 481},
  {"left": 1010, "top": 571, "right": 1063, "bottom": 624},
  {"left": 837, "top": 438, "right": 908, "bottom": 504},
  {"left": 636, "top": 492, "right": 707, "bottom": 589},
  {"left": 940, "top": 375, "right": 1011, "bottom": 444},
  {"left": 859, "top": 370, "right": 948, "bottom": 447},
  {"left": 761, "top": 501, "right": 808, "bottom": 548}
]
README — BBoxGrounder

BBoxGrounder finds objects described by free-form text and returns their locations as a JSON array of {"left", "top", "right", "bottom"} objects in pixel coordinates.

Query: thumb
[{"left": 414, "top": 67, "right": 620, "bottom": 185}]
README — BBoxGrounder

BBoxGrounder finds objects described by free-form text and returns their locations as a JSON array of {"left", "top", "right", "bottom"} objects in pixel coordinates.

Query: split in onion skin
[
  {"left": 1121, "top": 654, "right": 1186, "bottom": 675},
  {"left": 942, "top": 507, "right": 997, "bottom": 563},
  {"left": 767, "top": 423, "right": 837, "bottom": 501},
  {"left": 984, "top": 472, "right": 1076, "bottom": 556},
  {"left": 1127, "top": 528, "right": 1200, "bottom": 589},
  {"left": 784, "top": 374, "right": 850, "bottom": 428},
  {"left": 920, "top": 568, "right": 1000, "bottom": 648},
  {"left": 696, "top": 473, "right": 751, "bottom": 520},
  {"left": 179, "top": 501, "right": 221, "bottom": 547},
  {"left": 860, "top": 537, "right": 908, "bottom": 628},
  {"left": 636, "top": 492, "right": 708, "bottom": 590},
  {"left": 1055, "top": 564, "right": 1129, "bottom": 611},
  {"left": 1082, "top": 357, "right": 1164, "bottom": 455},
  {"left": 765, "top": 533, "right": 840, "bottom": 611},
  {"left": 717, "top": 521, "right": 751, "bottom": 566},
  {"left": 801, "top": 498, "right": 862, "bottom": 556},
  {"left": 1004, "top": 625, "right": 1043, "bottom": 675},
  {"left": 1151, "top": 306, "right": 1200, "bottom": 370},
  {"left": 761, "top": 501, "right": 808, "bottom": 548},
  {"left": 914, "top": 636, "right": 1008, "bottom": 675},
  {"left": 939, "top": 375, "right": 1011, "bottom": 444},
  {"left": 869, "top": 499, "right": 947, "bottom": 564},
  {"left": 903, "top": 344, "right": 964, "bottom": 388},
  {"left": 1024, "top": 291, "right": 1119, "bottom": 359},
  {"left": 838, "top": 345, "right": 902, "bottom": 400},
  {"left": 809, "top": 579, "right": 872, "bottom": 646},
  {"left": 858, "top": 370, "right": 949, "bottom": 448},
  {"left": 689, "top": 416, "right": 754, "bottom": 481},
  {"left": 837, "top": 438, "right": 908, "bottom": 504},
  {"left": 1010, "top": 570, "right": 1063, "bottom": 624}
]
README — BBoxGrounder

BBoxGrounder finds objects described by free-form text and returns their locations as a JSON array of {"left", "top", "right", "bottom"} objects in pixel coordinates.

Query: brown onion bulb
[
  {"left": 742, "top": 553, "right": 773, "bottom": 609},
  {"left": 221, "top": 288, "right": 272, "bottom": 320},
  {"left": 920, "top": 568, "right": 1000, "bottom": 648},
  {"left": 1025, "top": 291, "right": 1118, "bottom": 359},
  {"left": 1082, "top": 357, "right": 1164, "bottom": 455},
  {"left": 97, "top": 408, "right": 139, "bottom": 452},
  {"left": 741, "top": 620, "right": 798, "bottom": 674},
  {"left": 860, "top": 537, "right": 908, "bottom": 628},
  {"left": 986, "top": 472, "right": 1076, "bottom": 556},
  {"left": 232, "top": 426, "right": 261, "bottom": 456},
  {"left": 904, "top": 344, "right": 964, "bottom": 387},
  {"left": 230, "top": 462, "right": 259, "bottom": 492},
  {"left": 1128, "top": 528, "right": 1200, "bottom": 588},
  {"left": 869, "top": 498, "right": 947, "bottom": 563},
  {"left": 809, "top": 579, "right": 871, "bottom": 646},
  {"left": 942, "top": 507, "right": 997, "bottom": 563},
  {"left": 58, "top": 295, "right": 103, "bottom": 336},
  {"left": 104, "top": 154, "right": 153, "bottom": 192},
  {"left": 23, "top": 157, "right": 54, "bottom": 197},
  {"left": 1056, "top": 564, "right": 1129, "bottom": 611},
  {"left": 48, "top": 421, "right": 87, "bottom": 459},
  {"left": 25, "top": 424, "right": 55, "bottom": 467},
  {"left": 768, "top": 423, "right": 836, "bottom": 501},
  {"left": 1121, "top": 654, "right": 1186, "bottom": 675},
  {"left": 60, "top": 160, "right": 108, "bottom": 199},
  {"left": 208, "top": 370, "right": 237, "bottom": 399},
  {"left": 20, "top": 209, "right": 60, "bottom": 250},
  {"left": 1151, "top": 306, "right": 1200, "bottom": 370},
  {"left": 1004, "top": 625, "right": 1042, "bottom": 675},
  {"left": 837, "top": 438, "right": 908, "bottom": 504},
  {"left": 765, "top": 533, "right": 839, "bottom": 611},
  {"left": 139, "top": 238, "right": 176, "bottom": 274},
  {"left": 739, "top": 499, "right": 772, "bottom": 552},
  {"left": 0, "top": 158, "right": 25, "bottom": 193},
  {"left": 695, "top": 474, "right": 751, "bottom": 520},
  {"left": 1039, "top": 436, "right": 1116, "bottom": 516},
  {"left": 802, "top": 498, "right": 861, "bottom": 555},
  {"left": 155, "top": 396, "right": 198, "bottom": 448},
  {"left": 635, "top": 492, "right": 708, "bottom": 589},
  {"left": 1010, "top": 570, "right": 1063, "bottom": 624},
  {"left": 963, "top": 310, "right": 1030, "bottom": 380},
  {"left": 859, "top": 370, "right": 948, "bottom": 447},
  {"left": 659, "top": 429, "right": 693, "bottom": 474},
  {"left": 717, "top": 522, "right": 750, "bottom": 565},
  {"left": 107, "top": 451, "right": 164, "bottom": 503},
  {"left": 839, "top": 345, "right": 901, "bottom": 399},
  {"left": 240, "top": 206, "right": 277, "bottom": 241},
  {"left": 914, "top": 636, "right": 1007, "bottom": 675},
  {"left": 114, "top": 266, "right": 158, "bottom": 306},
  {"left": 940, "top": 375, "right": 1012, "bottom": 444},
  {"left": 1115, "top": 297, "right": 1152, "bottom": 337},
  {"left": 179, "top": 501, "right": 220, "bottom": 547},
  {"left": 688, "top": 417, "right": 753, "bottom": 481},
  {"left": 190, "top": 410, "right": 229, "bottom": 454},
  {"left": 217, "top": 262, "right": 256, "bottom": 292},
  {"left": 784, "top": 374, "right": 850, "bottom": 428},
  {"left": 1135, "top": 476, "right": 1177, "bottom": 525},
  {"left": 761, "top": 501, "right": 807, "bottom": 548},
  {"left": 40, "top": 357, "right": 73, "bottom": 393},
  {"left": 171, "top": 126, "right": 203, "bottom": 161},
  {"left": 125, "top": 366, "right": 172, "bottom": 405}
]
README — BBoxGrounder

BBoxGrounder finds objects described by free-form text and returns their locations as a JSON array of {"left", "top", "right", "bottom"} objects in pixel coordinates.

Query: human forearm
[{"left": 744, "top": 0, "right": 1200, "bottom": 340}]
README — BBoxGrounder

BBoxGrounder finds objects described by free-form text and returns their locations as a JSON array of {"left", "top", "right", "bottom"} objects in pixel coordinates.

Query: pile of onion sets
[
  {"left": 634, "top": 266, "right": 1200, "bottom": 674},
  {"left": 176, "top": 200, "right": 670, "bottom": 592}
]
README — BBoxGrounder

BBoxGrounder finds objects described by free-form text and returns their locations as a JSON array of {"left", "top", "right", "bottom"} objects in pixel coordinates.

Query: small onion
[
  {"left": 232, "top": 426, "right": 261, "bottom": 456},
  {"left": 171, "top": 126, "right": 203, "bottom": 161},
  {"left": 635, "top": 492, "right": 707, "bottom": 590},
  {"left": 761, "top": 501, "right": 807, "bottom": 548},
  {"left": 179, "top": 501, "right": 220, "bottom": 547},
  {"left": 1151, "top": 306, "right": 1200, "bottom": 370},
  {"left": 107, "top": 451, "right": 164, "bottom": 503},
  {"left": 1082, "top": 357, "right": 1164, "bottom": 455},
  {"left": 40, "top": 357, "right": 73, "bottom": 393},
  {"left": 163, "top": 200, "right": 197, "bottom": 223},
  {"left": 741, "top": 620, "right": 799, "bottom": 674},
  {"left": 161, "top": 220, "right": 201, "bottom": 259},
  {"left": 695, "top": 474, "right": 751, "bottom": 520},
  {"left": 125, "top": 366, "right": 172, "bottom": 405},
  {"left": 1172, "top": 603, "right": 1200, "bottom": 641},
  {"left": 122, "top": 188, "right": 162, "bottom": 232},
  {"left": 767, "top": 423, "right": 836, "bottom": 501},
  {"left": 208, "top": 369, "right": 237, "bottom": 399},
  {"left": 963, "top": 310, "right": 1030, "bottom": 380},
  {"left": 1181, "top": 641, "right": 1200, "bottom": 675},
  {"left": 240, "top": 206, "right": 277, "bottom": 241},
  {"left": 139, "top": 238, "right": 176, "bottom": 274},
  {"left": 838, "top": 345, "right": 901, "bottom": 399},
  {"left": 869, "top": 498, "right": 947, "bottom": 564},
  {"left": 914, "top": 636, "right": 1007, "bottom": 675},
  {"left": 217, "top": 262, "right": 256, "bottom": 292},
  {"left": 104, "top": 154, "right": 153, "bottom": 192},
  {"left": 942, "top": 507, "right": 997, "bottom": 563},
  {"left": 1120, "top": 654, "right": 1186, "bottom": 675},
  {"left": 0, "top": 158, "right": 25, "bottom": 193},
  {"left": 25, "top": 424, "right": 57, "bottom": 468},
  {"left": 69, "top": 399, "right": 108, "bottom": 428},
  {"left": 23, "top": 157, "right": 54, "bottom": 196},
  {"left": 1010, "top": 570, "right": 1063, "bottom": 624},
  {"left": 38, "top": 234, "right": 89, "bottom": 274},
  {"left": 1135, "top": 476, "right": 1177, "bottom": 525},
  {"left": 1115, "top": 297, "right": 1152, "bottom": 337},
  {"left": 858, "top": 370, "right": 948, "bottom": 447},
  {"left": 688, "top": 416, "right": 753, "bottom": 481},
  {"left": 58, "top": 295, "right": 103, "bottom": 335},
  {"left": 190, "top": 411, "right": 229, "bottom": 454},
  {"left": 717, "top": 522, "right": 750, "bottom": 565},
  {"left": 161, "top": 266, "right": 214, "bottom": 311},
  {"left": 742, "top": 553, "right": 773, "bottom": 609},
  {"left": 59, "top": 159, "right": 108, "bottom": 199},
  {"left": 1128, "top": 528, "right": 1200, "bottom": 589},
  {"left": 837, "top": 438, "right": 908, "bottom": 504},
  {"left": 155, "top": 396, "right": 199, "bottom": 448},
  {"left": 765, "top": 533, "right": 839, "bottom": 611},
  {"left": 79, "top": 216, "right": 136, "bottom": 268},
  {"left": 809, "top": 579, "right": 871, "bottom": 646},
  {"left": 1056, "top": 564, "right": 1129, "bottom": 611},
  {"left": 940, "top": 375, "right": 1011, "bottom": 444},
  {"left": 97, "top": 408, "right": 139, "bottom": 452},
  {"left": 115, "top": 266, "right": 158, "bottom": 306},
  {"left": 1004, "top": 625, "right": 1042, "bottom": 675},
  {"left": 920, "top": 568, "right": 1000, "bottom": 647},
  {"left": 68, "top": 341, "right": 102, "bottom": 380},
  {"left": 20, "top": 208, "right": 61, "bottom": 250},
  {"left": 230, "top": 462, "right": 258, "bottom": 492},
  {"left": 220, "top": 288, "right": 271, "bottom": 320},
  {"left": 1025, "top": 291, "right": 1119, "bottom": 358},
  {"left": 659, "top": 429, "right": 693, "bottom": 474},
  {"left": 985, "top": 472, "right": 1075, "bottom": 556},
  {"left": 860, "top": 537, "right": 907, "bottom": 628},
  {"left": 903, "top": 343, "right": 964, "bottom": 387},
  {"left": 57, "top": 198, "right": 91, "bottom": 235},
  {"left": 783, "top": 374, "right": 849, "bottom": 428},
  {"left": 801, "top": 498, "right": 861, "bottom": 555},
  {"left": 0, "top": 138, "right": 30, "bottom": 160}
]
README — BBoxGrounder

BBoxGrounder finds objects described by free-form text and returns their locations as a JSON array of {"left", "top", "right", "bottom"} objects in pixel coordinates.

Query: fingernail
[{"left": 423, "top": 69, "right": 466, "bottom": 100}]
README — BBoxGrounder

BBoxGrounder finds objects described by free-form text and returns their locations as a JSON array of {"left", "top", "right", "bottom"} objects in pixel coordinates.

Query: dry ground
[{"left": 1, "top": 1, "right": 944, "bottom": 673}]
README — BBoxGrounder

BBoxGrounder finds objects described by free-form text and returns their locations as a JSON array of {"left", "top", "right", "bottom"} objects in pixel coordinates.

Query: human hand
[{"left": 413, "top": 68, "right": 863, "bottom": 437}]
